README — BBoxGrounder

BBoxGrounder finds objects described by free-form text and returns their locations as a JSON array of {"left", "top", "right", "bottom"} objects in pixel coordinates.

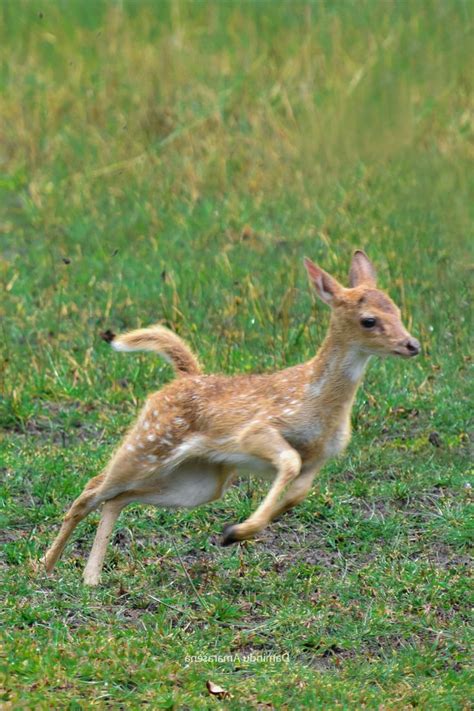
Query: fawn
[{"left": 43, "top": 250, "right": 420, "bottom": 585}]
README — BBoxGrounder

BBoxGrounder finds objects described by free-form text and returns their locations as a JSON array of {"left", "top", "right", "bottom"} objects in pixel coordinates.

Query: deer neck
[{"left": 306, "top": 329, "right": 371, "bottom": 414}]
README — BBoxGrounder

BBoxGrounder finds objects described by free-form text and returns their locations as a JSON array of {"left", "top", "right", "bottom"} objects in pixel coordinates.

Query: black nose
[{"left": 405, "top": 338, "right": 420, "bottom": 355}]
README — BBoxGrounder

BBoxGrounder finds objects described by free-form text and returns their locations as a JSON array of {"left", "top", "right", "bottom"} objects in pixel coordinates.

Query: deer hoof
[{"left": 221, "top": 524, "right": 241, "bottom": 546}]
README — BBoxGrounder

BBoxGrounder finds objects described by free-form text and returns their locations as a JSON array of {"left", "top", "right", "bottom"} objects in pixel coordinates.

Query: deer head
[{"left": 304, "top": 250, "right": 420, "bottom": 359}]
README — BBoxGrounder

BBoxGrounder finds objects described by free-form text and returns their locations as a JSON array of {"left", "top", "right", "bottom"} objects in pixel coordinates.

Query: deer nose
[{"left": 405, "top": 337, "right": 420, "bottom": 356}]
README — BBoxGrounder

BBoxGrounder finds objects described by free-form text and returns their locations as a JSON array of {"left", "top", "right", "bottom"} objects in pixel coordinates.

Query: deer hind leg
[
  {"left": 221, "top": 426, "right": 301, "bottom": 545},
  {"left": 43, "top": 444, "right": 140, "bottom": 574},
  {"left": 83, "top": 462, "right": 236, "bottom": 586},
  {"left": 83, "top": 494, "right": 130, "bottom": 586},
  {"left": 42, "top": 473, "right": 107, "bottom": 573}
]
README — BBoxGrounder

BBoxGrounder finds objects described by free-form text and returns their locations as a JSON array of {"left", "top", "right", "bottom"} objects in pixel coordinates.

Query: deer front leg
[
  {"left": 221, "top": 426, "right": 301, "bottom": 545},
  {"left": 268, "top": 468, "right": 319, "bottom": 522}
]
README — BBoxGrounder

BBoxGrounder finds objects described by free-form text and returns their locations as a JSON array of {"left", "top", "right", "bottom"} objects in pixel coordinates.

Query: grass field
[{"left": 1, "top": 1, "right": 473, "bottom": 708}]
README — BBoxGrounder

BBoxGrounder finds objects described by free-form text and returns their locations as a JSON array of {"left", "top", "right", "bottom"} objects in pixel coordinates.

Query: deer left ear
[
  {"left": 349, "top": 250, "right": 377, "bottom": 288},
  {"left": 304, "top": 257, "right": 343, "bottom": 306}
]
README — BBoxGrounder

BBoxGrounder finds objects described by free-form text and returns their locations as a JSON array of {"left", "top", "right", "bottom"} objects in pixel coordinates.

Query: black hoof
[{"left": 221, "top": 524, "right": 241, "bottom": 546}]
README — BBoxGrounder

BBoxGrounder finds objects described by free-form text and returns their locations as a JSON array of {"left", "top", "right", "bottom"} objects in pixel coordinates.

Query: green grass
[{"left": 1, "top": 0, "right": 473, "bottom": 707}]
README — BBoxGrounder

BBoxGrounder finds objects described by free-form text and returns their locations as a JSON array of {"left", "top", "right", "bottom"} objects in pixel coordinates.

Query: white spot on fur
[
  {"left": 147, "top": 454, "right": 158, "bottom": 462},
  {"left": 126, "top": 444, "right": 135, "bottom": 452},
  {"left": 143, "top": 420, "right": 150, "bottom": 430},
  {"left": 147, "top": 434, "right": 156, "bottom": 442}
]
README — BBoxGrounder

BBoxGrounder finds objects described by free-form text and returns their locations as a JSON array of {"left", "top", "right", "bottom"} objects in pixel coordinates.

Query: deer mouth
[{"left": 391, "top": 348, "right": 419, "bottom": 358}]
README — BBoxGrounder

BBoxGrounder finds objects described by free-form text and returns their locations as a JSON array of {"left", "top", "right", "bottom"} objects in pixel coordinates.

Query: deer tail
[{"left": 109, "top": 325, "right": 202, "bottom": 377}]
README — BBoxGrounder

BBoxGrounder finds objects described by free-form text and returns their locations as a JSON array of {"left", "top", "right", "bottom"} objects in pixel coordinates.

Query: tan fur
[{"left": 43, "top": 250, "right": 420, "bottom": 585}]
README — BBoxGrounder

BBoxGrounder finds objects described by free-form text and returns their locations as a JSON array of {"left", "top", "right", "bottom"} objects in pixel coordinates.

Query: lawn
[{"left": 1, "top": 0, "right": 473, "bottom": 708}]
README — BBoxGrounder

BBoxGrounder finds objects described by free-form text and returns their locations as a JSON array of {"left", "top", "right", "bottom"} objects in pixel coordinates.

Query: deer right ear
[
  {"left": 304, "top": 257, "right": 342, "bottom": 306},
  {"left": 349, "top": 250, "right": 377, "bottom": 288}
]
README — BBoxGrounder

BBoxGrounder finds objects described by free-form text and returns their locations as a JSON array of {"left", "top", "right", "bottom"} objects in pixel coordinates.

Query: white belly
[
  {"left": 208, "top": 450, "right": 276, "bottom": 480},
  {"left": 133, "top": 462, "right": 227, "bottom": 508}
]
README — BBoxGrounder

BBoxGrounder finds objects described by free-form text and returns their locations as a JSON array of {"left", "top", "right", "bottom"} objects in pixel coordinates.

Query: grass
[{"left": 1, "top": 0, "right": 473, "bottom": 707}]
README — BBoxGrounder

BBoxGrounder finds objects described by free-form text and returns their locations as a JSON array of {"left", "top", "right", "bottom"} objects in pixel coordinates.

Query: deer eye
[{"left": 361, "top": 317, "right": 376, "bottom": 329}]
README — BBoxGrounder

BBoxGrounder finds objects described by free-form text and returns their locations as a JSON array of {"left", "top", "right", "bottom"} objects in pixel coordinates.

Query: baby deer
[{"left": 43, "top": 250, "right": 420, "bottom": 585}]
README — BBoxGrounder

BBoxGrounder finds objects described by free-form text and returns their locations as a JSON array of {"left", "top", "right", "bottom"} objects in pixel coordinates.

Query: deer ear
[
  {"left": 349, "top": 250, "right": 377, "bottom": 288},
  {"left": 304, "top": 257, "right": 342, "bottom": 306}
]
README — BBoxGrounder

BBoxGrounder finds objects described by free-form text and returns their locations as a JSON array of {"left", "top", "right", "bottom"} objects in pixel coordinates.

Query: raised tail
[{"left": 110, "top": 325, "right": 202, "bottom": 377}]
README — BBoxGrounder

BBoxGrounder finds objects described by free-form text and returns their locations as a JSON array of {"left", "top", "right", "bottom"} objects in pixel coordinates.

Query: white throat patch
[{"left": 342, "top": 350, "right": 371, "bottom": 382}]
